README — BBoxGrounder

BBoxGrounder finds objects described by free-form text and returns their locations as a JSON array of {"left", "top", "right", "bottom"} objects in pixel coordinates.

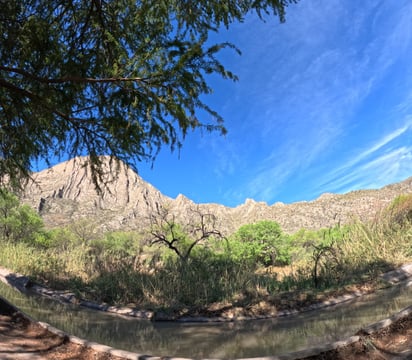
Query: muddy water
[{"left": 1, "top": 280, "right": 412, "bottom": 359}]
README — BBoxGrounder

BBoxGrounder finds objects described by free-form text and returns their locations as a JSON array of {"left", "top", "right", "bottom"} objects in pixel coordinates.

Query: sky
[
  {"left": 36, "top": 0, "right": 412, "bottom": 208},
  {"left": 135, "top": 0, "right": 412, "bottom": 207}
]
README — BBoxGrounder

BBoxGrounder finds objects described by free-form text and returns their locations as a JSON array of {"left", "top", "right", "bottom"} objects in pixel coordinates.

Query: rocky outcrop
[
  {"left": 22, "top": 156, "right": 170, "bottom": 232},
  {"left": 20, "top": 156, "right": 412, "bottom": 235}
]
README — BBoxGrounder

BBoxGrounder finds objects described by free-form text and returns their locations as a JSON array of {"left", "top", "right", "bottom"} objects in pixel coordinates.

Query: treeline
[{"left": 0, "top": 188, "right": 411, "bottom": 312}]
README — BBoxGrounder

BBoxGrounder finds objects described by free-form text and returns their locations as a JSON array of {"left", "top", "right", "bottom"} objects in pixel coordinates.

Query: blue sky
[
  {"left": 33, "top": 0, "right": 412, "bottom": 207},
  {"left": 137, "top": 0, "right": 412, "bottom": 207}
]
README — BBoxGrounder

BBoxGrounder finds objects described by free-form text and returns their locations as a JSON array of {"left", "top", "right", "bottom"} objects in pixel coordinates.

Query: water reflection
[{"left": 1, "top": 281, "right": 412, "bottom": 359}]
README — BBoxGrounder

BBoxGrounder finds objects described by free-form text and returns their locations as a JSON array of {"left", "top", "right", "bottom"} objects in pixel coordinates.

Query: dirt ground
[
  {"left": 303, "top": 314, "right": 412, "bottom": 360},
  {"left": 2, "top": 297, "right": 412, "bottom": 360}
]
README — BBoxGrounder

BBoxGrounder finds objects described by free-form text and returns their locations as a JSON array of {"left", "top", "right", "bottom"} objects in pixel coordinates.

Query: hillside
[{"left": 20, "top": 156, "right": 412, "bottom": 235}]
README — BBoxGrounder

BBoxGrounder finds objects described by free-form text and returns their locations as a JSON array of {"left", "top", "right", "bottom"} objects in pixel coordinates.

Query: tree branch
[
  {"left": 0, "top": 66, "right": 151, "bottom": 84},
  {"left": 0, "top": 78, "right": 73, "bottom": 122}
]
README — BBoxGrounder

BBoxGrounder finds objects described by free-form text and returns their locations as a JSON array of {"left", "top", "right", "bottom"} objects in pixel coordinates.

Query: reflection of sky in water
[{"left": 1, "top": 281, "right": 412, "bottom": 359}]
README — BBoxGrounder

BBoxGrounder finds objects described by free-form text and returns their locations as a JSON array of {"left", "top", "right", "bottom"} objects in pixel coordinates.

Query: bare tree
[{"left": 147, "top": 204, "right": 223, "bottom": 262}]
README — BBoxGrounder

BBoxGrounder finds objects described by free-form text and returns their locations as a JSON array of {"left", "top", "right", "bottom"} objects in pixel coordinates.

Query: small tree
[
  {"left": 147, "top": 204, "right": 223, "bottom": 263},
  {"left": 69, "top": 219, "right": 99, "bottom": 244},
  {"left": 229, "top": 220, "right": 290, "bottom": 266},
  {"left": 0, "top": 188, "right": 45, "bottom": 244}
]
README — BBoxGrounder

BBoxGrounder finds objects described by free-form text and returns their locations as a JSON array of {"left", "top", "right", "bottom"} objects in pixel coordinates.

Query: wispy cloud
[
  {"left": 324, "top": 146, "right": 412, "bottom": 194},
  {"left": 216, "top": 0, "right": 412, "bottom": 204},
  {"left": 318, "top": 121, "right": 412, "bottom": 189}
]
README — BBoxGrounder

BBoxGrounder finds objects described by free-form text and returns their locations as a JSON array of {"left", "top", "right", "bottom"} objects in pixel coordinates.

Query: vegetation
[
  {"left": 386, "top": 194, "right": 412, "bottom": 226},
  {"left": 228, "top": 220, "right": 291, "bottom": 266},
  {"left": 0, "top": 189, "right": 411, "bottom": 316},
  {"left": 0, "top": 0, "right": 297, "bottom": 188},
  {"left": 0, "top": 189, "right": 46, "bottom": 245}
]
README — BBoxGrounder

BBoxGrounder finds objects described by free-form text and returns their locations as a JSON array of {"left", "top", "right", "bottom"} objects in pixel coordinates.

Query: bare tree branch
[{"left": 146, "top": 204, "right": 224, "bottom": 262}]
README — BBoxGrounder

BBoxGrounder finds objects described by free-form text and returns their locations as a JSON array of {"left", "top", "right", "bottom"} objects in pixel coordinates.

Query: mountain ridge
[{"left": 20, "top": 156, "right": 412, "bottom": 235}]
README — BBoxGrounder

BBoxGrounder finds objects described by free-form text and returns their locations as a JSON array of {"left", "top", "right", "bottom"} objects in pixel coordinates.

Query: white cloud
[
  {"left": 322, "top": 121, "right": 412, "bottom": 184},
  {"left": 198, "top": 0, "right": 412, "bottom": 205},
  {"left": 233, "top": 1, "right": 412, "bottom": 202},
  {"left": 315, "top": 118, "right": 412, "bottom": 195},
  {"left": 332, "top": 147, "right": 412, "bottom": 193}
]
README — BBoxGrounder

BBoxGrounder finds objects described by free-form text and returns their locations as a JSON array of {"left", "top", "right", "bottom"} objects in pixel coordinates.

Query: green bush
[
  {"left": 46, "top": 227, "right": 81, "bottom": 250},
  {"left": 0, "top": 189, "right": 46, "bottom": 245},
  {"left": 88, "top": 231, "right": 142, "bottom": 273},
  {"left": 228, "top": 220, "right": 291, "bottom": 266}
]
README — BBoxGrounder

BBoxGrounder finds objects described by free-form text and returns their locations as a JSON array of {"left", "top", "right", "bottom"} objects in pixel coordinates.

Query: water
[{"left": 1, "top": 280, "right": 412, "bottom": 359}]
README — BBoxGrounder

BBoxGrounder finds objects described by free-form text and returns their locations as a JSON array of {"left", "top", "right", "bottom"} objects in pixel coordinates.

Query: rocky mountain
[{"left": 20, "top": 156, "right": 412, "bottom": 235}]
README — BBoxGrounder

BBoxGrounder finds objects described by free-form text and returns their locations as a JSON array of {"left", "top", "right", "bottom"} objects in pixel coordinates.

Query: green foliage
[
  {"left": 288, "top": 228, "right": 318, "bottom": 264},
  {"left": 68, "top": 219, "right": 100, "bottom": 243},
  {"left": 87, "top": 231, "right": 142, "bottom": 274},
  {"left": 0, "top": 189, "right": 45, "bottom": 244},
  {"left": 0, "top": 0, "right": 297, "bottom": 188},
  {"left": 1, "top": 207, "right": 411, "bottom": 310},
  {"left": 228, "top": 220, "right": 291, "bottom": 266},
  {"left": 100, "top": 231, "right": 141, "bottom": 257},
  {"left": 1, "top": 188, "right": 410, "bottom": 312},
  {"left": 288, "top": 225, "right": 351, "bottom": 264},
  {"left": 46, "top": 227, "right": 81, "bottom": 250},
  {"left": 30, "top": 231, "right": 54, "bottom": 249}
]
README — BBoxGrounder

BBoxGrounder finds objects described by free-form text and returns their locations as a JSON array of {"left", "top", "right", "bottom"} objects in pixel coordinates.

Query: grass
[{"left": 0, "top": 196, "right": 411, "bottom": 316}]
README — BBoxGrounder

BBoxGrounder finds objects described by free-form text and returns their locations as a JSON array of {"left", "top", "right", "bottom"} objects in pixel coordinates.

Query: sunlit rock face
[{"left": 21, "top": 156, "right": 412, "bottom": 235}]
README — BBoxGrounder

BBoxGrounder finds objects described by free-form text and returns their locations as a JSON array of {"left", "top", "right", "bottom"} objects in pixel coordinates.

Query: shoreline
[
  {"left": 1, "top": 264, "right": 412, "bottom": 322},
  {"left": 2, "top": 287, "right": 412, "bottom": 359}
]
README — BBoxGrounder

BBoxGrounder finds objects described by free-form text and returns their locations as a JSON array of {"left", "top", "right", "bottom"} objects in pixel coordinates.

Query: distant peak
[
  {"left": 243, "top": 198, "right": 268, "bottom": 206},
  {"left": 175, "top": 193, "right": 193, "bottom": 205}
]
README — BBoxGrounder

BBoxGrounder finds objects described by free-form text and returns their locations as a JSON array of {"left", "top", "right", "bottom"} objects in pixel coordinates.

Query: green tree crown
[
  {"left": 0, "top": 0, "right": 297, "bottom": 187},
  {"left": 0, "top": 188, "right": 45, "bottom": 244},
  {"left": 230, "top": 220, "right": 291, "bottom": 266}
]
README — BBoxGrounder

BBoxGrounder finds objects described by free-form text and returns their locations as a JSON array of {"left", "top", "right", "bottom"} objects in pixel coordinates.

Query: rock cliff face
[{"left": 21, "top": 156, "right": 412, "bottom": 235}]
